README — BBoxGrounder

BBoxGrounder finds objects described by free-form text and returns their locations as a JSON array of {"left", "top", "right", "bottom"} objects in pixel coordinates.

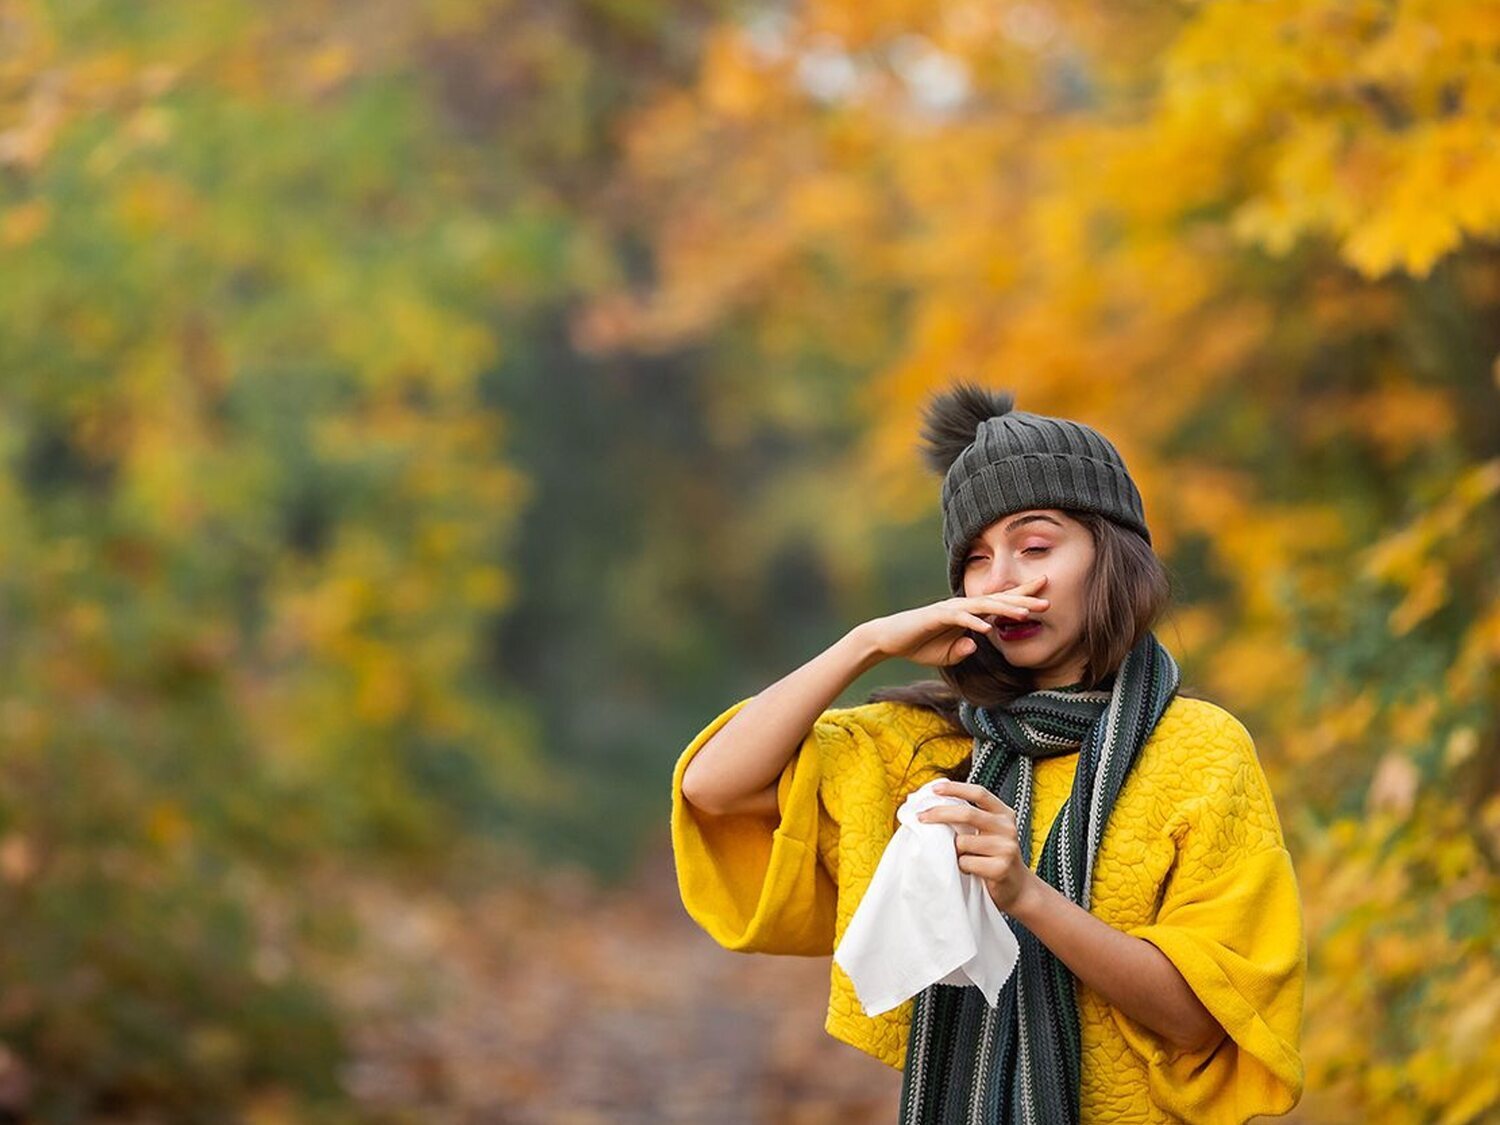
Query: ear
[{"left": 917, "top": 381, "right": 1015, "bottom": 475}]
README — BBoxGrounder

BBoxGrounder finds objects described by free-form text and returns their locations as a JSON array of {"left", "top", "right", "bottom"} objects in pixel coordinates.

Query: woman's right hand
[{"left": 854, "top": 576, "right": 1050, "bottom": 668}]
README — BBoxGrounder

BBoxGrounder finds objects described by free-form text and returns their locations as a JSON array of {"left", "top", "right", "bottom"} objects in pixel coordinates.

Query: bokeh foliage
[
  {"left": 0, "top": 0, "right": 726, "bottom": 1115},
  {"left": 1, "top": 0, "right": 1496, "bottom": 1120},
  {"left": 590, "top": 2, "right": 1500, "bottom": 1121}
]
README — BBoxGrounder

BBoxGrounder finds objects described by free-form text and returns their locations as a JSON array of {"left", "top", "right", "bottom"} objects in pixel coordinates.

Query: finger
[
  {"left": 959, "top": 596, "right": 1039, "bottom": 615},
  {"left": 954, "top": 814, "right": 1014, "bottom": 844},
  {"left": 919, "top": 806, "right": 995, "bottom": 835},
  {"left": 916, "top": 805, "right": 971, "bottom": 826},
  {"left": 957, "top": 854, "right": 1005, "bottom": 879},
  {"left": 932, "top": 781, "right": 1014, "bottom": 818},
  {"left": 961, "top": 827, "right": 1020, "bottom": 853},
  {"left": 954, "top": 833, "right": 1005, "bottom": 858},
  {"left": 957, "top": 842, "right": 1023, "bottom": 881},
  {"left": 958, "top": 575, "right": 1046, "bottom": 595},
  {"left": 962, "top": 594, "right": 1048, "bottom": 615}
]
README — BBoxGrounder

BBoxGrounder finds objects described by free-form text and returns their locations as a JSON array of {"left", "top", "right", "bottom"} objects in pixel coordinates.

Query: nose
[{"left": 971, "top": 561, "right": 1027, "bottom": 597}]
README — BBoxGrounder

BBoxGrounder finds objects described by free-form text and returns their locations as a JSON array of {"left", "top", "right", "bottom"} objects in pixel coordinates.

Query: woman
[{"left": 671, "top": 383, "right": 1305, "bottom": 1124}]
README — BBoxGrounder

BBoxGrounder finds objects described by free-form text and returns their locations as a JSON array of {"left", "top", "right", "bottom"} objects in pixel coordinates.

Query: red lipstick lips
[{"left": 995, "top": 618, "right": 1042, "bottom": 640}]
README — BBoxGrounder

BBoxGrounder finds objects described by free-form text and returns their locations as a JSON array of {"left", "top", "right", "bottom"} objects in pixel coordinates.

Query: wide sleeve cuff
[
  {"left": 1113, "top": 846, "right": 1307, "bottom": 1124},
  {"left": 669, "top": 696, "right": 838, "bottom": 956}
]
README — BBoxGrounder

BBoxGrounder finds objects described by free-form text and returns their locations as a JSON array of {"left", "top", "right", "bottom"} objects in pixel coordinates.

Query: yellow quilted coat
[{"left": 670, "top": 692, "right": 1306, "bottom": 1124}]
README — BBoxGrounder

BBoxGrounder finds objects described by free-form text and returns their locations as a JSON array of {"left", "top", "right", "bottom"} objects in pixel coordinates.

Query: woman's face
[{"left": 960, "top": 508, "right": 1096, "bottom": 689}]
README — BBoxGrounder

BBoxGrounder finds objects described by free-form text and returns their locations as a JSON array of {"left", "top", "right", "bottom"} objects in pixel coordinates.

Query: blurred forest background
[{"left": 0, "top": 0, "right": 1496, "bottom": 1121}]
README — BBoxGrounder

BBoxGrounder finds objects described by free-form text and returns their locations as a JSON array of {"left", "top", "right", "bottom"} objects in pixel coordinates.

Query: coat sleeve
[
  {"left": 1111, "top": 717, "right": 1307, "bottom": 1125},
  {"left": 669, "top": 696, "right": 855, "bottom": 956}
]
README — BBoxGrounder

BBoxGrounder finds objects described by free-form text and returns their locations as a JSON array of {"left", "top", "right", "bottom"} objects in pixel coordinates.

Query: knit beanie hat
[{"left": 919, "top": 382, "right": 1152, "bottom": 594}]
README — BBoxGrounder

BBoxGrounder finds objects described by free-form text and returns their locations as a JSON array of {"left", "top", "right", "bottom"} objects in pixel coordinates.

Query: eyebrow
[
  {"left": 1005, "top": 514, "right": 1063, "bottom": 534},
  {"left": 969, "top": 514, "right": 1064, "bottom": 552}
]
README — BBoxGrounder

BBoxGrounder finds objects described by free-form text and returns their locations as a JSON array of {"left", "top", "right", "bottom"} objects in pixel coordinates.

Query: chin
[
  {"left": 989, "top": 639, "right": 1060, "bottom": 661},
  {"left": 991, "top": 651, "right": 1056, "bottom": 671},
  {"left": 989, "top": 640, "right": 1072, "bottom": 674}
]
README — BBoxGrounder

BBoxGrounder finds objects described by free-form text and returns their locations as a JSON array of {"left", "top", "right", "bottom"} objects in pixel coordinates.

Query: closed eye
[{"left": 965, "top": 546, "right": 1050, "bottom": 564}]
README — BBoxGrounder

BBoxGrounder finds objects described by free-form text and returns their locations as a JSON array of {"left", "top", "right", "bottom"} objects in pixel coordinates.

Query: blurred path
[{"left": 330, "top": 838, "right": 903, "bottom": 1123}]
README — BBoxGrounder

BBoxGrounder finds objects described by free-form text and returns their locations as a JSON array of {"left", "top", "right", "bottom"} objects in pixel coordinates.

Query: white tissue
[{"left": 833, "top": 778, "right": 1021, "bottom": 1017}]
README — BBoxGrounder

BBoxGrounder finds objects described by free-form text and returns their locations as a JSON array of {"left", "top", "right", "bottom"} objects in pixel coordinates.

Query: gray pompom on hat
[{"left": 918, "top": 382, "right": 1152, "bottom": 594}]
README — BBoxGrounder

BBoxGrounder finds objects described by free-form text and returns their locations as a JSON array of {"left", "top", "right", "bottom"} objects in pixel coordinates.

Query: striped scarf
[{"left": 898, "top": 631, "right": 1181, "bottom": 1125}]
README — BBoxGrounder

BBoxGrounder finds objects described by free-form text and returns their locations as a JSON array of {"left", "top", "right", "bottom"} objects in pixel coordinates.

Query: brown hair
[{"left": 866, "top": 510, "right": 1213, "bottom": 784}]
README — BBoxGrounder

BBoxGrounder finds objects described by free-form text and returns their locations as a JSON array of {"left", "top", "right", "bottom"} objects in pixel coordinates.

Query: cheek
[
  {"left": 1043, "top": 575, "right": 1090, "bottom": 620},
  {"left": 1050, "top": 551, "right": 1093, "bottom": 592}
]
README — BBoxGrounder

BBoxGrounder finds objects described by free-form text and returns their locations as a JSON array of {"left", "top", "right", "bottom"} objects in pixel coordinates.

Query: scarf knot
[{"left": 958, "top": 686, "right": 1112, "bottom": 771}]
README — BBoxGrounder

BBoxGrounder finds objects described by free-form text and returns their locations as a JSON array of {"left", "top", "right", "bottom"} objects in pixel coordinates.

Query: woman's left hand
[{"left": 917, "top": 780, "right": 1042, "bottom": 914}]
